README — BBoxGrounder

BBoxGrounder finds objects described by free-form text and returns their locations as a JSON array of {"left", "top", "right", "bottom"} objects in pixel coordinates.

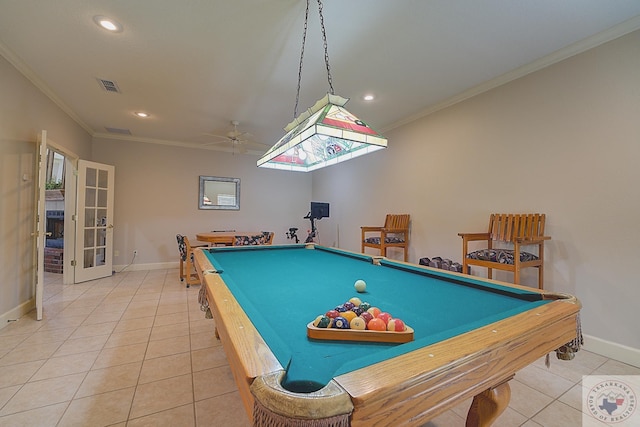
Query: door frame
[
  {"left": 45, "top": 139, "right": 79, "bottom": 286},
  {"left": 35, "top": 131, "right": 47, "bottom": 320}
]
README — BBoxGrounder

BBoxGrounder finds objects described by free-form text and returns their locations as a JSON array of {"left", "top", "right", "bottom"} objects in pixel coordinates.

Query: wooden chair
[
  {"left": 458, "top": 213, "right": 550, "bottom": 289},
  {"left": 232, "top": 231, "right": 274, "bottom": 246},
  {"left": 361, "top": 214, "right": 410, "bottom": 261},
  {"left": 176, "top": 234, "right": 203, "bottom": 288}
]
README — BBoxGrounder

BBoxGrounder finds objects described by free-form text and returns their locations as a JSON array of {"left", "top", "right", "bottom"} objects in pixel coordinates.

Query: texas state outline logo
[{"left": 584, "top": 376, "right": 638, "bottom": 425}]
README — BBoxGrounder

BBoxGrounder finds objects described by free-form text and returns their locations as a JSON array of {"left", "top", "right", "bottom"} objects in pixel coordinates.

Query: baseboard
[
  {"left": 112, "top": 261, "right": 178, "bottom": 273},
  {"left": 583, "top": 334, "right": 640, "bottom": 368},
  {"left": 0, "top": 298, "right": 35, "bottom": 330}
]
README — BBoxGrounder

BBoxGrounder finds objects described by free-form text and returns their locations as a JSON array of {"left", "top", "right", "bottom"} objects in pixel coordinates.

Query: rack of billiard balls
[{"left": 307, "top": 296, "right": 414, "bottom": 343}]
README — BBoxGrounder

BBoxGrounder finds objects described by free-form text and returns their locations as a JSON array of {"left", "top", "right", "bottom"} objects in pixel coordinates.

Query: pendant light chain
[
  {"left": 294, "top": 0, "right": 310, "bottom": 118},
  {"left": 316, "top": 0, "right": 334, "bottom": 96},
  {"left": 293, "top": 0, "right": 334, "bottom": 119}
]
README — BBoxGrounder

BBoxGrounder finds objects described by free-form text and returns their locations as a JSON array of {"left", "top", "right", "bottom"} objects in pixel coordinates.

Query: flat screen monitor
[{"left": 310, "top": 202, "right": 329, "bottom": 219}]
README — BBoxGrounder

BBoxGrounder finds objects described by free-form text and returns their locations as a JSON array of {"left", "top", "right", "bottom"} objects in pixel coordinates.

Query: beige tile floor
[{"left": 0, "top": 270, "right": 638, "bottom": 427}]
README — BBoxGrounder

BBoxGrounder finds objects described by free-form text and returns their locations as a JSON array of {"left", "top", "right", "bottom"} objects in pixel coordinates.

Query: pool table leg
[{"left": 465, "top": 379, "right": 511, "bottom": 427}]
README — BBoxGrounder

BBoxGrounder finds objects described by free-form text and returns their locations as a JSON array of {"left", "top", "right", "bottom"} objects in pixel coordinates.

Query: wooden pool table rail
[
  {"left": 194, "top": 247, "right": 581, "bottom": 427},
  {"left": 334, "top": 292, "right": 579, "bottom": 426},
  {"left": 195, "top": 248, "right": 281, "bottom": 418}
]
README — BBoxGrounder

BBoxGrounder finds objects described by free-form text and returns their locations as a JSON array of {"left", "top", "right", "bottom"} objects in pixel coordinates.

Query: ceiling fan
[{"left": 203, "top": 120, "right": 269, "bottom": 153}]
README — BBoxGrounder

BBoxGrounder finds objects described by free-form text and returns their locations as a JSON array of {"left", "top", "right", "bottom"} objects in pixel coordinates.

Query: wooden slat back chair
[
  {"left": 176, "top": 234, "right": 202, "bottom": 288},
  {"left": 458, "top": 213, "right": 550, "bottom": 289},
  {"left": 232, "top": 231, "right": 275, "bottom": 246},
  {"left": 361, "top": 214, "right": 410, "bottom": 261}
]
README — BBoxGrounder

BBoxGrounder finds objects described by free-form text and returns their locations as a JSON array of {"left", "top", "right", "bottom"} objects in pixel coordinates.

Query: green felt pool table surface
[
  {"left": 195, "top": 244, "right": 581, "bottom": 426},
  {"left": 202, "top": 244, "right": 549, "bottom": 390}
]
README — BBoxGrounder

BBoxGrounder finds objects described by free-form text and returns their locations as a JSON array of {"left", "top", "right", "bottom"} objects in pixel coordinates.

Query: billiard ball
[
  {"left": 313, "top": 315, "right": 331, "bottom": 328},
  {"left": 349, "top": 297, "right": 362, "bottom": 307},
  {"left": 377, "top": 312, "right": 392, "bottom": 324},
  {"left": 352, "top": 307, "right": 363, "bottom": 316},
  {"left": 367, "top": 317, "right": 386, "bottom": 331},
  {"left": 354, "top": 279, "right": 367, "bottom": 293},
  {"left": 367, "top": 307, "right": 381, "bottom": 318},
  {"left": 350, "top": 317, "right": 366, "bottom": 330},
  {"left": 333, "top": 316, "right": 350, "bottom": 329},
  {"left": 359, "top": 302, "right": 371, "bottom": 311},
  {"left": 341, "top": 310, "right": 357, "bottom": 323},
  {"left": 343, "top": 302, "right": 355, "bottom": 310},
  {"left": 334, "top": 305, "right": 348, "bottom": 313},
  {"left": 387, "top": 318, "right": 406, "bottom": 332},
  {"left": 359, "top": 312, "right": 374, "bottom": 325},
  {"left": 325, "top": 309, "right": 340, "bottom": 319}
]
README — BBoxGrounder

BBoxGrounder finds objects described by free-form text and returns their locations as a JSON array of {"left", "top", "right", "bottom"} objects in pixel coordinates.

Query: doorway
[{"left": 44, "top": 149, "right": 66, "bottom": 274}]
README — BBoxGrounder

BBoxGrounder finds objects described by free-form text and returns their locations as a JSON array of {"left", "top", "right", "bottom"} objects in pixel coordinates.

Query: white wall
[
  {"left": 0, "top": 54, "right": 92, "bottom": 323},
  {"left": 92, "top": 138, "right": 313, "bottom": 267},
  {"left": 312, "top": 30, "right": 640, "bottom": 362}
]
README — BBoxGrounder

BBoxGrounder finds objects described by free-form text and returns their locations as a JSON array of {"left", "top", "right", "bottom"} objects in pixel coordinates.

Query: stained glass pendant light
[{"left": 258, "top": 0, "right": 387, "bottom": 172}]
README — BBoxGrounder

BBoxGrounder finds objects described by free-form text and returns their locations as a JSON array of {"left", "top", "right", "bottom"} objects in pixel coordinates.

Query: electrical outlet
[{"left": 133, "top": 250, "right": 138, "bottom": 256}]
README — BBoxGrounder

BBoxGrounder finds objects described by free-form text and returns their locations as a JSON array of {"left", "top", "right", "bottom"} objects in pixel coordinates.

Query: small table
[
  {"left": 196, "top": 231, "right": 262, "bottom": 246},
  {"left": 194, "top": 244, "right": 581, "bottom": 426}
]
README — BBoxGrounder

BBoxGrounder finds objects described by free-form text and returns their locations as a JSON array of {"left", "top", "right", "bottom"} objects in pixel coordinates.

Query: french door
[
  {"left": 74, "top": 160, "right": 115, "bottom": 283},
  {"left": 34, "top": 131, "right": 48, "bottom": 320}
]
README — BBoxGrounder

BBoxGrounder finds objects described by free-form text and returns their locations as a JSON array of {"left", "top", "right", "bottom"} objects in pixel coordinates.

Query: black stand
[{"left": 303, "top": 212, "right": 318, "bottom": 243}]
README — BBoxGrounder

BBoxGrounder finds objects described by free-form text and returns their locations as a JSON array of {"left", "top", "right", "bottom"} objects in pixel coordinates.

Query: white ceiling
[{"left": 1, "top": 1, "right": 640, "bottom": 155}]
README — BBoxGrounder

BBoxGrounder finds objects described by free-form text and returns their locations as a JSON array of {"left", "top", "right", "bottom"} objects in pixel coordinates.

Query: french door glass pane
[
  {"left": 84, "top": 249, "right": 94, "bottom": 268},
  {"left": 97, "top": 208, "right": 107, "bottom": 226},
  {"left": 96, "top": 248, "right": 106, "bottom": 266},
  {"left": 86, "top": 167, "right": 97, "bottom": 187},
  {"left": 98, "top": 228, "right": 106, "bottom": 246},
  {"left": 98, "top": 169, "right": 108, "bottom": 188},
  {"left": 84, "top": 208, "right": 95, "bottom": 227},
  {"left": 97, "top": 189, "right": 107, "bottom": 207},
  {"left": 84, "top": 229, "right": 95, "bottom": 248},
  {"left": 85, "top": 188, "right": 96, "bottom": 207}
]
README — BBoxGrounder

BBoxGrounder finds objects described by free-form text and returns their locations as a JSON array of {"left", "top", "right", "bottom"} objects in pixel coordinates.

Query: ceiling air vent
[
  {"left": 97, "top": 78, "right": 121, "bottom": 93},
  {"left": 105, "top": 127, "right": 132, "bottom": 135}
]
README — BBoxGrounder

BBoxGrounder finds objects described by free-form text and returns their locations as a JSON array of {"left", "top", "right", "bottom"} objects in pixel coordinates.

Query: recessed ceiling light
[
  {"left": 363, "top": 94, "right": 375, "bottom": 101},
  {"left": 93, "top": 15, "right": 123, "bottom": 33},
  {"left": 134, "top": 112, "right": 149, "bottom": 118}
]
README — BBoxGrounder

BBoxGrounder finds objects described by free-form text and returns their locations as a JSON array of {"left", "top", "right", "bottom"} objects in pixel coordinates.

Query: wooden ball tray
[{"left": 307, "top": 322, "right": 414, "bottom": 343}]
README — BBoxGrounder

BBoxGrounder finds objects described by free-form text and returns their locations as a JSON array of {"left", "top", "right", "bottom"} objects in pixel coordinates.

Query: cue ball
[{"left": 354, "top": 279, "right": 367, "bottom": 293}]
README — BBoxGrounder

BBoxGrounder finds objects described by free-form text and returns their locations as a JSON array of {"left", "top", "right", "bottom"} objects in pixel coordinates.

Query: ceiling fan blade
[
  {"left": 241, "top": 140, "right": 271, "bottom": 147},
  {"left": 202, "top": 132, "right": 230, "bottom": 139}
]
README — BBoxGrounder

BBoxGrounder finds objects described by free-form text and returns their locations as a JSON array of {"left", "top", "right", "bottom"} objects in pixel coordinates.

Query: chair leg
[
  {"left": 179, "top": 258, "right": 185, "bottom": 281},
  {"left": 186, "top": 257, "right": 193, "bottom": 288},
  {"left": 487, "top": 267, "right": 492, "bottom": 280},
  {"left": 185, "top": 254, "right": 201, "bottom": 288},
  {"left": 538, "top": 245, "right": 544, "bottom": 290},
  {"left": 538, "top": 265, "right": 544, "bottom": 290},
  {"left": 461, "top": 240, "right": 470, "bottom": 276},
  {"left": 514, "top": 267, "right": 520, "bottom": 285}
]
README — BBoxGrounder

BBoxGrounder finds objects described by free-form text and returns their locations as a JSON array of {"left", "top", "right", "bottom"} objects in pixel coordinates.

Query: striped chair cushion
[
  {"left": 364, "top": 237, "right": 405, "bottom": 244},
  {"left": 467, "top": 249, "right": 538, "bottom": 264}
]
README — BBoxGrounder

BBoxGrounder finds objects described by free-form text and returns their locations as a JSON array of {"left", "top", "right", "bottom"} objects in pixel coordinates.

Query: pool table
[{"left": 193, "top": 244, "right": 580, "bottom": 427}]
